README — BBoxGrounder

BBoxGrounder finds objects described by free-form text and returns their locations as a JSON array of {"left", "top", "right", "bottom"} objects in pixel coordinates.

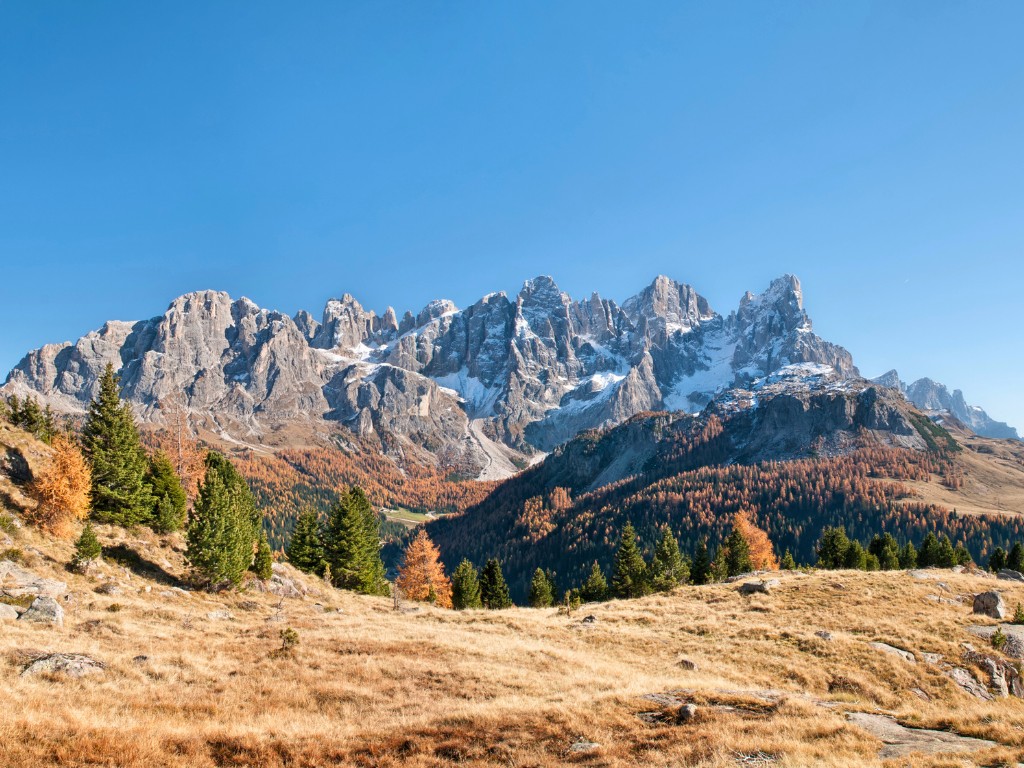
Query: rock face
[
  {"left": 973, "top": 591, "right": 1006, "bottom": 619},
  {"left": 3, "top": 274, "right": 869, "bottom": 477},
  {"left": 872, "top": 371, "right": 1019, "bottom": 440}
]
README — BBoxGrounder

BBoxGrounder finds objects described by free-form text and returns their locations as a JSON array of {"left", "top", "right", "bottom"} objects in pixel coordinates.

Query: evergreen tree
[
  {"left": 722, "top": 526, "right": 753, "bottom": 577},
  {"left": 185, "top": 452, "right": 261, "bottom": 589},
  {"left": 529, "top": 567, "right": 555, "bottom": 607},
  {"left": 253, "top": 527, "right": 273, "bottom": 580},
  {"left": 580, "top": 561, "right": 609, "bottom": 602},
  {"left": 780, "top": 550, "right": 797, "bottom": 570},
  {"left": 843, "top": 540, "right": 868, "bottom": 570},
  {"left": 865, "top": 552, "right": 880, "bottom": 571},
  {"left": 72, "top": 522, "right": 102, "bottom": 571},
  {"left": 611, "top": 521, "right": 649, "bottom": 599},
  {"left": 816, "top": 527, "right": 850, "bottom": 569},
  {"left": 286, "top": 510, "right": 325, "bottom": 574},
  {"left": 917, "top": 532, "right": 941, "bottom": 567},
  {"left": 81, "top": 364, "right": 154, "bottom": 526},
  {"left": 989, "top": 547, "right": 1008, "bottom": 572},
  {"left": 691, "top": 539, "right": 713, "bottom": 585},
  {"left": 322, "top": 486, "right": 389, "bottom": 595},
  {"left": 479, "top": 558, "right": 512, "bottom": 609},
  {"left": 934, "top": 535, "right": 957, "bottom": 568},
  {"left": 1009, "top": 542, "right": 1024, "bottom": 572},
  {"left": 869, "top": 533, "right": 900, "bottom": 570},
  {"left": 451, "top": 559, "right": 482, "bottom": 609},
  {"left": 650, "top": 526, "right": 689, "bottom": 592},
  {"left": 145, "top": 451, "right": 187, "bottom": 533},
  {"left": 953, "top": 543, "right": 972, "bottom": 567},
  {"left": 897, "top": 541, "right": 918, "bottom": 569}
]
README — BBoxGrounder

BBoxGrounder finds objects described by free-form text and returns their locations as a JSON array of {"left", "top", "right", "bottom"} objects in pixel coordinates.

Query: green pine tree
[
  {"left": 580, "top": 561, "right": 609, "bottom": 602},
  {"left": 650, "top": 526, "right": 689, "bottom": 591},
  {"left": 185, "top": 452, "right": 261, "bottom": 589},
  {"left": 451, "top": 559, "right": 482, "bottom": 609},
  {"left": 72, "top": 522, "right": 102, "bottom": 570},
  {"left": 322, "top": 487, "right": 389, "bottom": 595},
  {"left": 82, "top": 364, "right": 154, "bottom": 526},
  {"left": 479, "top": 558, "right": 512, "bottom": 609},
  {"left": 723, "top": 526, "right": 753, "bottom": 577},
  {"left": 869, "top": 533, "right": 901, "bottom": 570},
  {"left": 691, "top": 539, "right": 713, "bottom": 585},
  {"left": 780, "top": 550, "right": 797, "bottom": 570},
  {"left": 816, "top": 527, "right": 851, "bottom": 569},
  {"left": 611, "top": 522, "right": 649, "bottom": 599},
  {"left": 897, "top": 541, "right": 918, "bottom": 569},
  {"left": 528, "top": 567, "right": 555, "bottom": 607},
  {"left": 989, "top": 547, "right": 1008, "bottom": 572},
  {"left": 917, "top": 532, "right": 941, "bottom": 567},
  {"left": 843, "top": 540, "right": 868, "bottom": 570},
  {"left": 146, "top": 451, "right": 187, "bottom": 533},
  {"left": 1008, "top": 542, "right": 1024, "bottom": 572},
  {"left": 934, "top": 535, "right": 957, "bottom": 568},
  {"left": 953, "top": 543, "right": 972, "bottom": 567},
  {"left": 252, "top": 527, "right": 274, "bottom": 580},
  {"left": 286, "top": 510, "right": 325, "bottom": 574}
]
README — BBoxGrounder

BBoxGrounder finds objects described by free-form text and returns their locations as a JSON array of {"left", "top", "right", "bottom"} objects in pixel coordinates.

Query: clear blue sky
[{"left": 1, "top": 2, "right": 1022, "bottom": 430}]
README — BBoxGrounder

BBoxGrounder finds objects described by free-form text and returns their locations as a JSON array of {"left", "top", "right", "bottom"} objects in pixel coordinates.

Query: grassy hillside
[{"left": 4, "top": 518, "right": 1024, "bottom": 766}]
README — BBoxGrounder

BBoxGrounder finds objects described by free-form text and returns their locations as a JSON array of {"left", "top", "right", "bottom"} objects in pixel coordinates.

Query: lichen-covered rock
[
  {"left": 21, "top": 653, "right": 104, "bottom": 678},
  {"left": 18, "top": 596, "right": 64, "bottom": 626}
]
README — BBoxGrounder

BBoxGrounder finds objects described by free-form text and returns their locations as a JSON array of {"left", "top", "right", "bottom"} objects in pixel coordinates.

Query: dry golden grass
[
  {"left": 901, "top": 434, "right": 1024, "bottom": 517},
  {"left": 4, "top": 521, "right": 1024, "bottom": 767}
]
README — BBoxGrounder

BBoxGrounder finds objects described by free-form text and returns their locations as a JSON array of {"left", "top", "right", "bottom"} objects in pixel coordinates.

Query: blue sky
[{"left": 1, "top": 2, "right": 1022, "bottom": 430}]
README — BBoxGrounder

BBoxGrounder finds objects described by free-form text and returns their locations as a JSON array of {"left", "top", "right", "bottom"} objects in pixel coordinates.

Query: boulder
[
  {"left": 973, "top": 591, "right": 1006, "bottom": 619},
  {"left": 815, "top": 630, "right": 834, "bottom": 641},
  {"left": 0, "top": 603, "right": 20, "bottom": 620},
  {"left": 675, "top": 703, "right": 698, "bottom": 723},
  {"left": 568, "top": 740, "right": 601, "bottom": 754},
  {"left": 677, "top": 658, "right": 698, "bottom": 671},
  {"left": 739, "top": 579, "right": 779, "bottom": 595},
  {"left": 21, "top": 653, "right": 105, "bottom": 678},
  {"left": 18, "top": 596, "right": 64, "bottom": 626},
  {"left": 206, "top": 610, "right": 234, "bottom": 621},
  {"left": 998, "top": 569, "right": 1024, "bottom": 583}
]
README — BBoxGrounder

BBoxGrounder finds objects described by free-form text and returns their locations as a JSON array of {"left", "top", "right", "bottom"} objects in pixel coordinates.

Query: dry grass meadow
[{"left": 5, "top": 522, "right": 1024, "bottom": 767}]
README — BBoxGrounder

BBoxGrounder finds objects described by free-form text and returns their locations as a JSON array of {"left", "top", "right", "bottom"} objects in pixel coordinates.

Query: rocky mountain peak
[
  {"left": 621, "top": 275, "right": 713, "bottom": 336},
  {"left": 6, "top": 272, "right": 1014, "bottom": 481}
]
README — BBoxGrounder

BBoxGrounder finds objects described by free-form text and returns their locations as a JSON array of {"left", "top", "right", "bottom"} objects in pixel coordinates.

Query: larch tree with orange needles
[
  {"left": 733, "top": 510, "right": 779, "bottom": 571},
  {"left": 396, "top": 529, "right": 453, "bottom": 608},
  {"left": 28, "top": 434, "right": 92, "bottom": 537}
]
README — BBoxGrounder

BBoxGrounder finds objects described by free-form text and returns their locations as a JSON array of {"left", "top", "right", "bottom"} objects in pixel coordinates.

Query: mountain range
[{"left": 2, "top": 274, "right": 1016, "bottom": 482}]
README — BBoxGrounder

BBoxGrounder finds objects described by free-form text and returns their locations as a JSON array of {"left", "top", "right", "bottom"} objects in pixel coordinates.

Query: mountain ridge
[{"left": 3, "top": 274, "right": 1015, "bottom": 481}]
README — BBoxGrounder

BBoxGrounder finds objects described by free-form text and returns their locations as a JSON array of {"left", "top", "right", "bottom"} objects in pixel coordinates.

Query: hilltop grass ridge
[{"left": 4, "top": 516, "right": 1024, "bottom": 767}]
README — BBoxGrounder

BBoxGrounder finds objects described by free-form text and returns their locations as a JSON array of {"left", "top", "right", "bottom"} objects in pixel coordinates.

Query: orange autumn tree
[
  {"left": 28, "top": 434, "right": 91, "bottom": 537},
  {"left": 396, "top": 530, "right": 453, "bottom": 608},
  {"left": 732, "top": 510, "right": 779, "bottom": 571}
]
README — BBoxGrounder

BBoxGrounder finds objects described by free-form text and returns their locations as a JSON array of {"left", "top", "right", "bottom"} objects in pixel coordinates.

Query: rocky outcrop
[
  {"left": 14, "top": 272, "right": 993, "bottom": 477},
  {"left": 872, "top": 371, "right": 1018, "bottom": 440}
]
